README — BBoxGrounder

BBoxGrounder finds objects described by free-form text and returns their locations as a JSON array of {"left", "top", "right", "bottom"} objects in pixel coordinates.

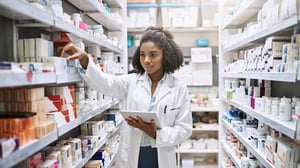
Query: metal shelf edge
[
  {"left": 0, "top": 131, "right": 58, "bottom": 168},
  {"left": 223, "top": 15, "right": 298, "bottom": 52},
  {"left": 222, "top": 120, "right": 275, "bottom": 168},
  {"left": 222, "top": 97, "right": 296, "bottom": 138}
]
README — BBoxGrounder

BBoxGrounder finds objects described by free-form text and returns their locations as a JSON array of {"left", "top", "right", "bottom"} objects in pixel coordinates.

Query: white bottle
[
  {"left": 279, "top": 97, "right": 292, "bottom": 121},
  {"left": 295, "top": 101, "right": 300, "bottom": 116},
  {"left": 265, "top": 98, "right": 272, "bottom": 114},
  {"left": 271, "top": 98, "right": 279, "bottom": 117}
]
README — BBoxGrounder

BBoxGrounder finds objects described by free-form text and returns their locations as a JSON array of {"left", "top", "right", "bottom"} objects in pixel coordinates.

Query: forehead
[{"left": 140, "top": 41, "right": 161, "bottom": 52}]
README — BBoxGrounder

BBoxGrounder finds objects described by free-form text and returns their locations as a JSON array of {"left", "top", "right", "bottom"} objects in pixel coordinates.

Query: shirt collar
[{"left": 146, "top": 73, "right": 166, "bottom": 84}]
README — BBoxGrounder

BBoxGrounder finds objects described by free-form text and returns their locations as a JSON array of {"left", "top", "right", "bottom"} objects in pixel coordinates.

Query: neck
[{"left": 149, "top": 72, "right": 164, "bottom": 83}]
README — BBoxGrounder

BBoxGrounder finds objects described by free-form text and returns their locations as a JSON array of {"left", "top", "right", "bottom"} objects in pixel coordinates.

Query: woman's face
[{"left": 139, "top": 41, "right": 164, "bottom": 77}]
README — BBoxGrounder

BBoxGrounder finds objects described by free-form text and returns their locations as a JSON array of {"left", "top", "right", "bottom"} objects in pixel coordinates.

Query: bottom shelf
[{"left": 178, "top": 164, "right": 218, "bottom": 168}]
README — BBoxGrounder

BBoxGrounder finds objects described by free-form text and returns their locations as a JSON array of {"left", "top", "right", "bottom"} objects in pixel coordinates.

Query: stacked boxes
[{"left": 0, "top": 87, "right": 56, "bottom": 145}]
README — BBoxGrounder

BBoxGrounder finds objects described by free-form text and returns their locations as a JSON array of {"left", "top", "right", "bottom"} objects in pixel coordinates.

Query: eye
[
  {"left": 140, "top": 53, "right": 145, "bottom": 57},
  {"left": 151, "top": 53, "right": 157, "bottom": 57}
]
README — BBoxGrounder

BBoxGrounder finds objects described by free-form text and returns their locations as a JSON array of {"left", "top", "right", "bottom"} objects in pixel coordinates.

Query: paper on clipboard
[{"left": 120, "top": 110, "right": 162, "bottom": 128}]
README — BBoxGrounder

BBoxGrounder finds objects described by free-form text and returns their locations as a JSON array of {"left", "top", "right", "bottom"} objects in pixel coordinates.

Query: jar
[
  {"left": 271, "top": 98, "right": 279, "bottom": 117},
  {"left": 240, "top": 156, "right": 249, "bottom": 168},
  {"left": 295, "top": 101, "right": 300, "bottom": 115},
  {"left": 265, "top": 98, "right": 272, "bottom": 114},
  {"left": 279, "top": 97, "right": 292, "bottom": 121},
  {"left": 91, "top": 24, "right": 104, "bottom": 35},
  {"left": 71, "top": 13, "right": 82, "bottom": 21}
]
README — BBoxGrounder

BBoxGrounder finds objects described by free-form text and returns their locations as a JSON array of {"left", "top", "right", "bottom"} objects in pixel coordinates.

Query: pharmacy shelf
[
  {"left": 160, "top": 2, "right": 218, "bottom": 7},
  {"left": 223, "top": 15, "right": 298, "bottom": 52},
  {"left": 58, "top": 99, "right": 119, "bottom": 136},
  {"left": 56, "top": 73, "right": 82, "bottom": 84},
  {"left": 222, "top": 0, "right": 264, "bottom": 29},
  {"left": 222, "top": 97, "right": 297, "bottom": 139},
  {"left": 127, "top": 3, "right": 158, "bottom": 8},
  {"left": 0, "top": 0, "right": 54, "bottom": 25},
  {"left": 220, "top": 0, "right": 235, "bottom": 7},
  {"left": 176, "top": 149, "right": 219, "bottom": 154},
  {"left": 221, "top": 140, "right": 241, "bottom": 168},
  {"left": 54, "top": 19, "right": 104, "bottom": 46},
  {"left": 104, "top": 0, "right": 123, "bottom": 9},
  {"left": 222, "top": 72, "right": 297, "bottom": 82},
  {"left": 67, "top": 0, "right": 122, "bottom": 31},
  {"left": 0, "top": 72, "right": 56, "bottom": 88},
  {"left": 128, "top": 46, "right": 219, "bottom": 57},
  {"left": 191, "top": 105, "right": 219, "bottom": 112},
  {"left": 193, "top": 127, "right": 219, "bottom": 131},
  {"left": 128, "top": 27, "right": 218, "bottom": 33},
  {"left": 74, "top": 137, "right": 106, "bottom": 168},
  {"left": 106, "top": 153, "right": 117, "bottom": 168},
  {"left": 0, "top": 131, "right": 58, "bottom": 168},
  {"left": 0, "top": 0, "right": 122, "bottom": 54},
  {"left": 87, "top": 11, "right": 122, "bottom": 32},
  {"left": 103, "top": 42, "right": 123, "bottom": 54},
  {"left": 127, "top": 2, "right": 217, "bottom": 8},
  {"left": 54, "top": 19, "right": 122, "bottom": 54},
  {"left": 75, "top": 121, "right": 121, "bottom": 168},
  {"left": 222, "top": 120, "right": 275, "bottom": 168}
]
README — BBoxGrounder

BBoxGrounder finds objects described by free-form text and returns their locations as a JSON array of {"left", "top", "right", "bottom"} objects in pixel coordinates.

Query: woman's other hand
[
  {"left": 125, "top": 116, "right": 157, "bottom": 139},
  {"left": 59, "top": 43, "right": 89, "bottom": 69}
]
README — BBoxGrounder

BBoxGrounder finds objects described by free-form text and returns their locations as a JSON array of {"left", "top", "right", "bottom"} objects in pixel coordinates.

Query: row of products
[
  {"left": 13, "top": 125, "right": 120, "bottom": 168},
  {"left": 223, "top": 108, "right": 300, "bottom": 168},
  {"left": 9, "top": 31, "right": 124, "bottom": 75},
  {"left": 189, "top": 92, "right": 218, "bottom": 107},
  {"left": 225, "top": 78, "right": 299, "bottom": 122},
  {"left": 224, "top": 35, "right": 300, "bottom": 74},
  {"left": 0, "top": 83, "right": 119, "bottom": 159},
  {"left": 179, "top": 138, "right": 218, "bottom": 151},
  {"left": 222, "top": 0, "right": 296, "bottom": 48},
  {"left": 223, "top": 131, "right": 262, "bottom": 168}
]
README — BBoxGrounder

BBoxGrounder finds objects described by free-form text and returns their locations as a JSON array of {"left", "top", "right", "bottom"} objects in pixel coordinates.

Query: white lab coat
[{"left": 81, "top": 60, "right": 193, "bottom": 168}]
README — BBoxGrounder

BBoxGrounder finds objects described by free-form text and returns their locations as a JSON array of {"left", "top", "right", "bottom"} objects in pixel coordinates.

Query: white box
[
  {"left": 35, "top": 38, "right": 49, "bottom": 58},
  {"left": 182, "top": 159, "right": 194, "bottom": 168},
  {"left": 17, "top": 39, "right": 24, "bottom": 59},
  {"left": 191, "top": 48, "right": 212, "bottom": 63}
]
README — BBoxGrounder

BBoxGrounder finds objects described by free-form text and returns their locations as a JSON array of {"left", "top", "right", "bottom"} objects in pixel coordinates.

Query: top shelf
[
  {"left": 223, "top": 15, "right": 298, "bottom": 52},
  {"left": 66, "top": 0, "right": 122, "bottom": 31},
  {"left": 222, "top": 72, "right": 297, "bottom": 82},
  {"left": 221, "top": 0, "right": 265, "bottom": 29},
  {"left": 0, "top": 0, "right": 54, "bottom": 25},
  {"left": 128, "top": 27, "right": 218, "bottom": 33},
  {"left": 127, "top": 2, "right": 218, "bottom": 8},
  {"left": 0, "top": 0, "right": 122, "bottom": 53},
  {"left": 103, "top": 0, "right": 123, "bottom": 9}
]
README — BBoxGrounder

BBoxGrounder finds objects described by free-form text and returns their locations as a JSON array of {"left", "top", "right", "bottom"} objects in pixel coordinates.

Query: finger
[
  {"left": 60, "top": 43, "right": 76, "bottom": 57},
  {"left": 66, "top": 52, "right": 82, "bottom": 61}
]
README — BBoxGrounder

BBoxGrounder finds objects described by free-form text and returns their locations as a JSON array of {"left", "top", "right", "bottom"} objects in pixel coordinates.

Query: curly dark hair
[{"left": 132, "top": 26, "right": 184, "bottom": 74}]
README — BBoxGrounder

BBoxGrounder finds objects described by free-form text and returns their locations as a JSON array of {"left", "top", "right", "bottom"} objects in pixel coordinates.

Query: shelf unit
[
  {"left": 0, "top": 99, "right": 119, "bottom": 168},
  {"left": 219, "top": 0, "right": 300, "bottom": 167},
  {"left": 177, "top": 105, "right": 219, "bottom": 168},
  {"left": 0, "top": 0, "right": 126, "bottom": 167}
]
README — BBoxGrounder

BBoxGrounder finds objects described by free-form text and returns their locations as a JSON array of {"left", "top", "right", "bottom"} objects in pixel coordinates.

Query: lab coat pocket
[{"left": 160, "top": 105, "right": 180, "bottom": 126}]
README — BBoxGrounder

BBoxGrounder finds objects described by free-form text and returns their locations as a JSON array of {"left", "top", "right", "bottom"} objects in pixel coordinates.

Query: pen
[{"left": 164, "top": 105, "right": 167, "bottom": 114}]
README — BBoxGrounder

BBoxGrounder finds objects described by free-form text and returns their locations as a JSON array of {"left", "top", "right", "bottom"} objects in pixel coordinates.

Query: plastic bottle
[{"left": 279, "top": 97, "right": 292, "bottom": 121}]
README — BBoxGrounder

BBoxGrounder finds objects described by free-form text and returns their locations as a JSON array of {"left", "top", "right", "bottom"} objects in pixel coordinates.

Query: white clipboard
[{"left": 120, "top": 110, "right": 162, "bottom": 128}]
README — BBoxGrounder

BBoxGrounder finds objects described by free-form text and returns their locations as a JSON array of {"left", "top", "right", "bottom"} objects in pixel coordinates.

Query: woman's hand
[
  {"left": 126, "top": 116, "right": 157, "bottom": 138},
  {"left": 59, "top": 43, "right": 89, "bottom": 69}
]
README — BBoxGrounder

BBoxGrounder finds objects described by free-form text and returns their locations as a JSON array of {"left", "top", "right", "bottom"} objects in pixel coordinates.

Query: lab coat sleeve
[
  {"left": 153, "top": 83, "right": 193, "bottom": 147},
  {"left": 79, "top": 58, "right": 130, "bottom": 99}
]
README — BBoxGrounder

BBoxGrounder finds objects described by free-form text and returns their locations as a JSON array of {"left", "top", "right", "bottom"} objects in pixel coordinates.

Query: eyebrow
[{"left": 140, "top": 50, "right": 159, "bottom": 54}]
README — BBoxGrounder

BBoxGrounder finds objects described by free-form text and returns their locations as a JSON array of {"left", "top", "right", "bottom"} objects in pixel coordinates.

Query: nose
[{"left": 144, "top": 55, "right": 152, "bottom": 63}]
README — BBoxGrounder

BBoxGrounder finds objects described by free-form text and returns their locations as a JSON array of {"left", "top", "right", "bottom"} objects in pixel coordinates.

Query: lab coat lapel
[
  {"left": 137, "top": 73, "right": 151, "bottom": 95},
  {"left": 156, "top": 74, "right": 173, "bottom": 102}
]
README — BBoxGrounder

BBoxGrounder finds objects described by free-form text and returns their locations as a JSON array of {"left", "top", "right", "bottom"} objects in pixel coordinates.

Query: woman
[{"left": 60, "top": 27, "right": 192, "bottom": 168}]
